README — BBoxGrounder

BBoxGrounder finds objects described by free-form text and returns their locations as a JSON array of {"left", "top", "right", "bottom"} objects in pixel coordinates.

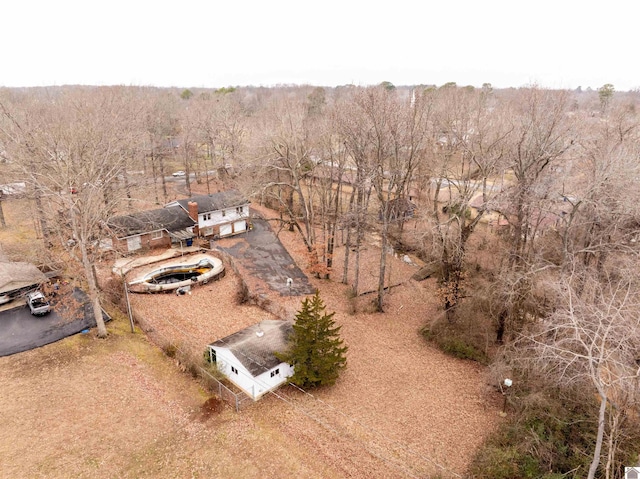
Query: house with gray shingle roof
[
  {"left": 166, "top": 189, "right": 250, "bottom": 239},
  {"left": 107, "top": 206, "right": 196, "bottom": 252},
  {"left": 207, "top": 320, "right": 294, "bottom": 400}
]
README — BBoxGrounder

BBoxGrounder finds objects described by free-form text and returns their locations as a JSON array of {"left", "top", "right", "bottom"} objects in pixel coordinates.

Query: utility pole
[{"left": 122, "top": 272, "right": 135, "bottom": 333}]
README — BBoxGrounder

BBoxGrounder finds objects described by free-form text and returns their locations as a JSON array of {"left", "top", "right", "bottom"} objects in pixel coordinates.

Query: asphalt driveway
[
  {"left": 0, "top": 288, "right": 108, "bottom": 357},
  {"left": 216, "top": 217, "right": 315, "bottom": 296}
]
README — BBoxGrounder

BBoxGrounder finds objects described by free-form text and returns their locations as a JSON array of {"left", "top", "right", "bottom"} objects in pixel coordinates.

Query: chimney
[{"left": 188, "top": 201, "right": 199, "bottom": 222}]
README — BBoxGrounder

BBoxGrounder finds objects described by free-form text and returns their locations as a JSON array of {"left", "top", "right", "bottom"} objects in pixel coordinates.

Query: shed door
[
  {"left": 220, "top": 223, "right": 233, "bottom": 237},
  {"left": 233, "top": 220, "right": 246, "bottom": 233},
  {"left": 127, "top": 235, "right": 142, "bottom": 251}
]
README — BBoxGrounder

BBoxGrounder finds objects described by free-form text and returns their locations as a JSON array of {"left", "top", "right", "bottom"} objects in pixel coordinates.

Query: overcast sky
[{"left": 2, "top": 0, "right": 638, "bottom": 91}]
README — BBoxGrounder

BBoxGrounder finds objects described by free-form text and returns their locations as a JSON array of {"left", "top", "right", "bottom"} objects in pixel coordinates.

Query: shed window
[
  {"left": 270, "top": 368, "right": 280, "bottom": 378},
  {"left": 151, "top": 230, "right": 163, "bottom": 240},
  {"left": 231, "top": 366, "right": 238, "bottom": 374}
]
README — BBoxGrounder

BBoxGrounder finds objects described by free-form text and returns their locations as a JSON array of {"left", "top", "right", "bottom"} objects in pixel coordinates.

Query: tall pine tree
[{"left": 278, "top": 291, "right": 347, "bottom": 389}]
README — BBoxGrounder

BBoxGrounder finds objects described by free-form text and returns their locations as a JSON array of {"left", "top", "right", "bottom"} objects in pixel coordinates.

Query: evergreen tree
[{"left": 278, "top": 291, "right": 347, "bottom": 389}]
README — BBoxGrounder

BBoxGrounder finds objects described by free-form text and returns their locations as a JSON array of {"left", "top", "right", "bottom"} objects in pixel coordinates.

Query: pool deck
[
  {"left": 126, "top": 253, "right": 225, "bottom": 292},
  {"left": 112, "top": 246, "right": 204, "bottom": 276}
]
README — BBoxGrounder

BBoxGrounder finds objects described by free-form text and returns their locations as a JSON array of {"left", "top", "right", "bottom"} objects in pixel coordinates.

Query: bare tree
[
  {"left": 142, "top": 91, "right": 179, "bottom": 204},
  {"left": 308, "top": 109, "right": 350, "bottom": 279},
  {"left": 336, "top": 90, "right": 377, "bottom": 295},
  {"left": 192, "top": 90, "right": 247, "bottom": 192},
  {"left": 513, "top": 269, "right": 640, "bottom": 479},
  {"left": 492, "top": 87, "right": 574, "bottom": 339},
  {"left": 0, "top": 87, "right": 141, "bottom": 337},
  {"left": 558, "top": 106, "right": 640, "bottom": 274},
  {"left": 503, "top": 87, "right": 574, "bottom": 267},
  {"left": 254, "top": 95, "right": 319, "bottom": 253},
  {"left": 428, "top": 85, "right": 510, "bottom": 321}
]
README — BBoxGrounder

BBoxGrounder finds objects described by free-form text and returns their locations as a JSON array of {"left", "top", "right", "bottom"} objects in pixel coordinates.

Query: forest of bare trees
[{"left": 0, "top": 82, "right": 638, "bottom": 477}]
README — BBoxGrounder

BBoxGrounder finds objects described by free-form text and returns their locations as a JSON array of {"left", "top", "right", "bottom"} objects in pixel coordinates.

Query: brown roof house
[
  {"left": 166, "top": 190, "right": 250, "bottom": 239},
  {"left": 207, "top": 320, "right": 294, "bottom": 400},
  {"left": 0, "top": 261, "right": 47, "bottom": 304},
  {"left": 380, "top": 196, "right": 418, "bottom": 222},
  {"left": 107, "top": 206, "right": 196, "bottom": 253}
]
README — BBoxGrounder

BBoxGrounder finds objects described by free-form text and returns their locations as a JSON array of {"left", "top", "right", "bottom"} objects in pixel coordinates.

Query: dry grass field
[{"left": 0, "top": 183, "right": 503, "bottom": 478}]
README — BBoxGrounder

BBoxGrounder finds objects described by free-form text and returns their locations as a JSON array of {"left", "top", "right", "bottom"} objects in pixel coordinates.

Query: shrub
[
  {"left": 468, "top": 386, "right": 601, "bottom": 479},
  {"left": 421, "top": 320, "right": 489, "bottom": 365},
  {"left": 439, "top": 336, "right": 488, "bottom": 363},
  {"left": 203, "top": 348, "right": 213, "bottom": 364},
  {"left": 235, "top": 278, "right": 250, "bottom": 304},
  {"left": 162, "top": 343, "right": 178, "bottom": 358},
  {"left": 100, "top": 276, "right": 125, "bottom": 305}
]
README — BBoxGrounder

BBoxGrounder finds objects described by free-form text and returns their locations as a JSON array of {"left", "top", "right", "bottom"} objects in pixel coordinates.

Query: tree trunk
[
  {"left": 376, "top": 219, "right": 389, "bottom": 312},
  {"left": 342, "top": 186, "right": 357, "bottom": 285},
  {"left": 159, "top": 156, "right": 167, "bottom": 202},
  {"left": 80, "top": 240, "right": 108, "bottom": 337},
  {"left": 0, "top": 195, "right": 5, "bottom": 228},
  {"left": 123, "top": 169, "right": 133, "bottom": 209},
  {"left": 151, "top": 152, "right": 159, "bottom": 205},
  {"left": 587, "top": 391, "right": 608, "bottom": 479},
  {"left": 604, "top": 405, "right": 621, "bottom": 479},
  {"left": 352, "top": 186, "right": 364, "bottom": 296},
  {"left": 342, "top": 224, "right": 351, "bottom": 285},
  {"left": 496, "top": 310, "right": 507, "bottom": 343},
  {"left": 325, "top": 213, "right": 336, "bottom": 280},
  {"left": 33, "top": 189, "right": 49, "bottom": 242},
  {"left": 185, "top": 155, "right": 192, "bottom": 197},
  {"left": 326, "top": 178, "right": 343, "bottom": 278}
]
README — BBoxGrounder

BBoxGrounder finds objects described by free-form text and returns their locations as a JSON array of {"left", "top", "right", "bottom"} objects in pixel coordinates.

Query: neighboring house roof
[
  {"left": 0, "top": 261, "right": 47, "bottom": 295},
  {"left": 469, "top": 194, "right": 486, "bottom": 210},
  {"left": 382, "top": 197, "right": 417, "bottom": 221},
  {"left": 108, "top": 206, "right": 196, "bottom": 238},
  {"left": 311, "top": 166, "right": 357, "bottom": 185},
  {"left": 171, "top": 190, "right": 249, "bottom": 215},
  {"left": 0, "top": 182, "right": 26, "bottom": 196},
  {"left": 209, "top": 320, "right": 292, "bottom": 377}
]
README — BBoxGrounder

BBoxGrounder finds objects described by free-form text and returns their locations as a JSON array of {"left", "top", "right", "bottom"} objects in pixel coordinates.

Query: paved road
[{"left": 0, "top": 288, "right": 108, "bottom": 357}]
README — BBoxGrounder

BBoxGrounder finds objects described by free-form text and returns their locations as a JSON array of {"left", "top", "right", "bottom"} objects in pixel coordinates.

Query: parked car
[
  {"left": 172, "top": 170, "right": 186, "bottom": 177},
  {"left": 26, "top": 291, "right": 51, "bottom": 316}
]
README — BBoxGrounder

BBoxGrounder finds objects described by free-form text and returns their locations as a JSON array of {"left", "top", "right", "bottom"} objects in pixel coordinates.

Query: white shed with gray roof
[{"left": 208, "top": 320, "right": 294, "bottom": 400}]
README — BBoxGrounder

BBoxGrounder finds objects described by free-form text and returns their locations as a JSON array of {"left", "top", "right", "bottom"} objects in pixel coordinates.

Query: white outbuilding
[{"left": 207, "top": 320, "right": 294, "bottom": 400}]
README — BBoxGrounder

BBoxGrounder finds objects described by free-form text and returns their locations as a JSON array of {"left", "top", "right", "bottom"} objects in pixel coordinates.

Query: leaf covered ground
[{"left": 0, "top": 198, "right": 502, "bottom": 478}]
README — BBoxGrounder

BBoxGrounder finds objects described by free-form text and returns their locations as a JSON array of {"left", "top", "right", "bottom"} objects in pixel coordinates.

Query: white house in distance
[
  {"left": 207, "top": 320, "right": 294, "bottom": 400},
  {"left": 166, "top": 190, "right": 250, "bottom": 239}
]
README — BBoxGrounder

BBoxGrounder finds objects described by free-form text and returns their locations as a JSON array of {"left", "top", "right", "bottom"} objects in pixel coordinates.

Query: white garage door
[
  {"left": 220, "top": 223, "right": 233, "bottom": 237},
  {"left": 127, "top": 235, "right": 142, "bottom": 251},
  {"left": 233, "top": 220, "right": 246, "bottom": 233}
]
